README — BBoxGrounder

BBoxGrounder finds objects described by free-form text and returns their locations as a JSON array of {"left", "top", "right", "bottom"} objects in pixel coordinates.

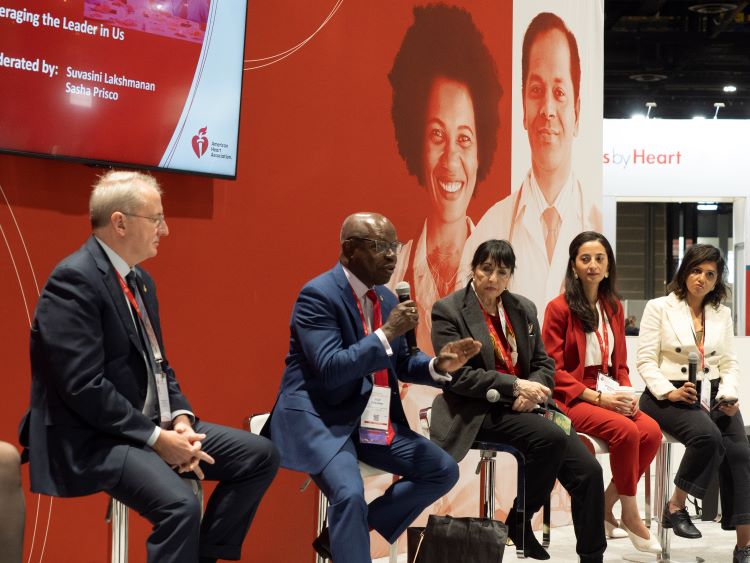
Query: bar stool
[
  {"left": 653, "top": 432, "right": 704, "bottom": 563},
  {"left": 246, "top": 413, "right": 398, "bottom": 563},
  {"left": 418, "top": 407, "right": 551, "bottom": 558}
]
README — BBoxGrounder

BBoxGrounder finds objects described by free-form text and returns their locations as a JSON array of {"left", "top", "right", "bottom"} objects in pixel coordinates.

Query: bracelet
[{"left": 595, "top": 391, "right": 602, "bottom": 406}]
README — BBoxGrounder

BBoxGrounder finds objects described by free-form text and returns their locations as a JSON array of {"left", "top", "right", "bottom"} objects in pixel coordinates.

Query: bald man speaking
[{"left": 265, "top": 212, "right": 481, "bottom": 562}]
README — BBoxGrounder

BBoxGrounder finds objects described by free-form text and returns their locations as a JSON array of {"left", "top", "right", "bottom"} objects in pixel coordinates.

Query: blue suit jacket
[
  {"left": 20, "top": 236, "right": 191, "bottom": 497},
  {"left": 267, "top": 263, "right": 437, "bottom": 475}
]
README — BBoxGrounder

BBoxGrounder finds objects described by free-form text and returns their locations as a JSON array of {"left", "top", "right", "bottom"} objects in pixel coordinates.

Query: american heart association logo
[{"left": 192, "top": 126, "right": 208, "bottom": 158}]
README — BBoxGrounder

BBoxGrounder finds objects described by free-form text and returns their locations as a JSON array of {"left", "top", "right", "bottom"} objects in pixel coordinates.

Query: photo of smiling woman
[{"left": 387, "top": 3, "right": 502, "bottom": 354}]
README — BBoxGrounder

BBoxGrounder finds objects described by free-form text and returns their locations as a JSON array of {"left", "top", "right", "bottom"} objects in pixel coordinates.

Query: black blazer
[
  {"left": 20, "top": 236, "right": 191, "bottom": 497},
  {"left": 430, "top": 283, "right": 555, "bottom": 462}
]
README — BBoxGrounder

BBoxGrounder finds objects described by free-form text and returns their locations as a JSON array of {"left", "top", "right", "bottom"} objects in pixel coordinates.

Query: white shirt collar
[
  {"left": 527, "top": 169, "right": 575, "bottom": 221},
  {"left": 341, "top": 263, "right": 370, "bottom": 300},
  {"left": 95, "top": 236, "right": 134, "bottom": 279}
]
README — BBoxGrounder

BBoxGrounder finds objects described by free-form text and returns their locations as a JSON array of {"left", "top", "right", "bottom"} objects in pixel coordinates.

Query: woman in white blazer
[{"left": 637, "top": 244, "right": 750, "bottom": 563}]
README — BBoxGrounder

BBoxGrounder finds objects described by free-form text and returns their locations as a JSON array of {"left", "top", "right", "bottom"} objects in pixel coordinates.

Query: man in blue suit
[
  {"left": 21, "top": 170, "right": 279, "bottom": 562},
  {"left": 267, "top": 212, "right": 481, "bottom": 562}
]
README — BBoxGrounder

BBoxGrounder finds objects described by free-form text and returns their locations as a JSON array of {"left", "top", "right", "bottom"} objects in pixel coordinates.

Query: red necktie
[{"left": 365, "top": 289, "right": 394, "bottom": 444}]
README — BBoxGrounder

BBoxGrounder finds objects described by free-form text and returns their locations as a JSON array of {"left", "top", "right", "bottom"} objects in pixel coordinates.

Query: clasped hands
[
  {"left": 512, "top": 380, "right": 551, "bottom": 412},
  {"left": 600, "top": 392, "right": 638, "bottom": 417},
  {"left": 152, "top": 416, "right": 215, "bottom": 479}
]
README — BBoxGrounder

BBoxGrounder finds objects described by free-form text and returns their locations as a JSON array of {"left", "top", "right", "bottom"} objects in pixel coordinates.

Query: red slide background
[
  {"left": 0, "top": 1, "right": 512, "bottom": 560},
  {"left": 0, "top": 0, "right": 200, "bottom": 166}
]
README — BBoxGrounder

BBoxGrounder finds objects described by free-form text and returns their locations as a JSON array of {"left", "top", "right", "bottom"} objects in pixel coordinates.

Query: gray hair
[{"left": 89, "top": 170, "right": 162, "bottom": 229}]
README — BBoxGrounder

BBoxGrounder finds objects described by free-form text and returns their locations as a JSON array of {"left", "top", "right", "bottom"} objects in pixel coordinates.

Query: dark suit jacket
[
  {"left": 266, "top": 263, "right": 437, "bottom": 475},
  {"left": 542, "top": 294, "right": 631, "bottom": 409},
  {"left": 20, "top": 236, "right": 191, "bottom": 497},
  {"left": 430, "top": 284, "right": 554, "bottom": 462}
]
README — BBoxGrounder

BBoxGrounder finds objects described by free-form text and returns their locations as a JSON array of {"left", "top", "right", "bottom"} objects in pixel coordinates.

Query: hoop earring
[{"left": 604, "top": 272, "right": 609, "bottom": 278}]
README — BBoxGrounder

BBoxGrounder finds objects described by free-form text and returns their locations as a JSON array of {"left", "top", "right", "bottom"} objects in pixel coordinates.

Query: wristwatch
[{"left": 512, "top": 379, "right": 521, "bottom": 398}]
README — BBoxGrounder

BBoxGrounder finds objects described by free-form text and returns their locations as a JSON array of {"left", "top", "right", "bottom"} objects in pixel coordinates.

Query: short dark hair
[
  {"left": 521, "top": 12, "right": 581, "bottom": 105},
  {"left": 389, "top": 3, "right": 502, "bottom": 186},
  {"left": 564, "top": 231, "right": 619, "bottom": 332},
  {"left": 470, "top": 239, "right": 516, "bottom": 274},
  {"left": 667, "top": 243, "right": 729, "bottom": 308}
]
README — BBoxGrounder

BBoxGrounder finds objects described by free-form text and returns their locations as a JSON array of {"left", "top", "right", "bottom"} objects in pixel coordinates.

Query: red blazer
[{"left": 542, "top": 293, "right": 631, "bottom": 409}]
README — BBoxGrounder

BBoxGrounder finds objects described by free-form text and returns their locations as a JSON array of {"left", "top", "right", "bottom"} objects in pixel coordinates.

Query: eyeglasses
[
  {"left": 347, "top": 237, "right": 404, "bottom": 254},
  {"left": 123, "top": 213, "right": 166, "bottom": 228}
]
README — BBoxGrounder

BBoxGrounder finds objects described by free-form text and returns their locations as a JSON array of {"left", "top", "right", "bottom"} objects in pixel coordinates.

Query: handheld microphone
[
  {"left": 687, "top": 352, "right": 698, "bottom": 386},
  {"left": 395, "top": 281, "right": 419, "bottom": 355}
]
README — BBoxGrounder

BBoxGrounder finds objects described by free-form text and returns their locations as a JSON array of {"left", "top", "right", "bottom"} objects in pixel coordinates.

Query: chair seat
[{"left": 578, "top": 433, "right": 609, "bottom": 455}]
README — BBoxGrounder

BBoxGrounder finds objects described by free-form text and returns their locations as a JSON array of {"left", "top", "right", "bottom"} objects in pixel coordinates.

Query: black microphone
[
  {"left": 687, "top": 351, "right": 698, "bottom": 386},
  {"left": 395, "top": 281, "right": 418, "bottom": 355}
]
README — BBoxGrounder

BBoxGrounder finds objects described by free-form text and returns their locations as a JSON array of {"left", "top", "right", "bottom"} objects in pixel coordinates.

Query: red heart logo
[{"left": 192, "top": 126, "right": 208, "bottom": 158}]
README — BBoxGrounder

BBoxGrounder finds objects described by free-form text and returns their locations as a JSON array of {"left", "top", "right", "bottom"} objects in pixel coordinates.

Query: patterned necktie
[
  {"left": 126, "top": 272, "right": 158, "bottom": 420},
  {"left": 542, "top": 207, "right": 561, "bottom": 264},
  {"left": 365, "top": 289, "right": 394, "bottom": 444}
]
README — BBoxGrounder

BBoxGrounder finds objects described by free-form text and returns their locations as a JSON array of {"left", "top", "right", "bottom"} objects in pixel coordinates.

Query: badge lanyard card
[
  {"left": 350, "top": 286, "right": 392, "bottom": 446},
  {"left": 118, "top": 272, "right": 172, "bottom": 429}
]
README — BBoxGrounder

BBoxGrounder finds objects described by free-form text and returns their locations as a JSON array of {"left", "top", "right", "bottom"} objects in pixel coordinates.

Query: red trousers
[{"left": 562, "top": 400, "right": 662, "bottom": 496}]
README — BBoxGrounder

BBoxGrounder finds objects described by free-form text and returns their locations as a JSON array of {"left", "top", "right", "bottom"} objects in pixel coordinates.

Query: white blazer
[{"left": 636, "top": 292, "right": 738, "bottom": 401}]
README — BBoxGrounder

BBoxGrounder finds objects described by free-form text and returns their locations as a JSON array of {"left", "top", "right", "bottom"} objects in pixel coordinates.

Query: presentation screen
[{"left": 0, "top": 0, "right": 248, "bottom": 178}]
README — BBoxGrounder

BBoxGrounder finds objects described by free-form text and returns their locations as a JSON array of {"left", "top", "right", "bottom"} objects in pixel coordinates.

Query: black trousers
[
  {"left": 640, "top": 382, "right": 750, "bottom": 527},
  {"left": 477, "top": 408, "right": 606, "bottom": 558},
  {"left": 107, "top": 421, "right": 280, "bottom": 562}
]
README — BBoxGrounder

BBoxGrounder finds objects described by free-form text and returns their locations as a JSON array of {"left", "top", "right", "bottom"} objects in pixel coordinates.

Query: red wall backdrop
[{"left": 0, "top": 1, "right": 512, "bottom": 560}]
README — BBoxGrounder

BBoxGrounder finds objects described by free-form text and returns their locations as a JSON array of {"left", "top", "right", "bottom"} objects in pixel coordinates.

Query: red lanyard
[
  {"left": 116, "top": 272, "right": 142, "bottom": 319},
  {"left": 593, "top": 301, "right": 609, "bottom": 375},
  {"left": 481, "top": 306, "right": 516, "bottom": 376},
  {"left": 350, "top": 286, "right": 372, "bottom": 336},
  {"left": 693, "top": 309, "right": 705, "bottom": 370}
]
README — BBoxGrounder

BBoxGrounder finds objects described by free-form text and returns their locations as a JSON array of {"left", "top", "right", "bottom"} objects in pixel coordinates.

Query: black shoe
[
  {"left": 312, "top": 526, "right": 333, "bottom": 560},
  {"left": 662, "top": 503, "right": 702, "bottom": 539},
  {"left": 735, "top": 545, "right": 750, "bottom": 563},
  {"left": 506, "top": 507, "right": 550, "bottom": 560},
  {"left": 579, "top": 557, "right": 604, "bottom": 563}
]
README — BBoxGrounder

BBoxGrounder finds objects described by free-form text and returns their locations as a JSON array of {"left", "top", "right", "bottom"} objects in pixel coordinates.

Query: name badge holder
[
  {"left": 593, "top": 302, "right": 615, "bottom": 395},
  {"left": 118, "top": 272, "right": 172, "bottom": 429},
  {"left": 700, "top": 373, "right": 711, "bottom": 412},
  {"left": 359, "top": 385, "right": 391, "bottom": 445}
]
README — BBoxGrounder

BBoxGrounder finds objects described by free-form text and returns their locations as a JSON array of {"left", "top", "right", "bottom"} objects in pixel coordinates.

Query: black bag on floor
[{"left": 408, "top": 514, "right": 507, "bottom": 563}]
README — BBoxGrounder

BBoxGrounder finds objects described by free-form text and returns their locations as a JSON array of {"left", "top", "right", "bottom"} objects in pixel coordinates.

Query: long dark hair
[
  {"left": 667, "top": 243, "right": 728, "bottom": 308},
  {"left": 564, "top": 231, "right": 619, "bottom": 332}
]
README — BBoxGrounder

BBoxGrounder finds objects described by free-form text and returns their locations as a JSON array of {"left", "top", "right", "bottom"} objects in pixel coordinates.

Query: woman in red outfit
[{"left": 542, "top": 231, "right": 662, "bottom": 554}]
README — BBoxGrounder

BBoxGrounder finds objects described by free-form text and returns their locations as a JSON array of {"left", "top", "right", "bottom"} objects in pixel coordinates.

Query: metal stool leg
[
  {"left": 542, "top": 496, "right": 551, "bottom": 548},
  {"left": 645, "top": 467, "right": 652, "bottom": 527},
  {"left": 316, "top": 489, "right": 328, "bottom": 563},
  {"left": 478, "top": 450, "right": 496, "bottom": 518},
  {"left": 109, "top": 499, "right": 128, "bottom": 563}
]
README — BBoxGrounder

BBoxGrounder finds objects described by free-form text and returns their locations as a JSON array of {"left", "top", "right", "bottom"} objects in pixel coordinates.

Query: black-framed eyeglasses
[
  {"left": 123, "top": 213, "right": 166, "bottom": 228},
  {"left": 347, "top": 237, "right": 404, "bottom": 254}
]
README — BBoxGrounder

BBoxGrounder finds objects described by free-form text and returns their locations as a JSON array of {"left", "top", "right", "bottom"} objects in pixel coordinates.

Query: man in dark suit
[
  {"left": 266, "top": 212, "right": 481, "bottom": 562},
  {"left": 21, "top": 170, "right": 279, "bottom": 563}
]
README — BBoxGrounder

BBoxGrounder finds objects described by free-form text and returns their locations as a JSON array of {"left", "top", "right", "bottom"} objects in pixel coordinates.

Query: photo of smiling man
[{"left": 462, "top": 3, "right": 604, "bottom": 320}]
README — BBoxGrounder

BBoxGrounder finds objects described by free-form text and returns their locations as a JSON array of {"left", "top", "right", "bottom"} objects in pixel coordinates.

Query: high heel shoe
[
  {"left": 620, "top": 521, "right": 661, "bottom": 554},
  {"left": 604, "top": 519, "right": 628, "bottom": 539}
]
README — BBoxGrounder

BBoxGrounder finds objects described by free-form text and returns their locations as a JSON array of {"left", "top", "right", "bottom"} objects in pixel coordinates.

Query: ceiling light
[
  {"left": 697, "top": 202, "right": 718, "bottom": 211},
  {"left": 631, "top": 113, "right": 646, "bottom": 120},
  {"left": 723, "top": 85, "right": 737, "bottom": 93},
  {"left": 688, "top": 3, "right": 737, "bottom": 14},
  {"left": 629, "top": 73, "right": 668, "bottom": 83},
  {"left": 692, "top": 115, "right": 706, "bottom": 120},
  {"left": 714, "top": 102, "right": 725, "bottom": 119}
]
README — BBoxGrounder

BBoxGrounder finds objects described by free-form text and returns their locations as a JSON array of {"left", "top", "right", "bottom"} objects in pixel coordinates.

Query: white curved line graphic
[
  {"left": 0, "top": 183, "right": 50, "bottom": 563},
  {"left": 245, "top": 0, "right": 344, "bottom": 70}
]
